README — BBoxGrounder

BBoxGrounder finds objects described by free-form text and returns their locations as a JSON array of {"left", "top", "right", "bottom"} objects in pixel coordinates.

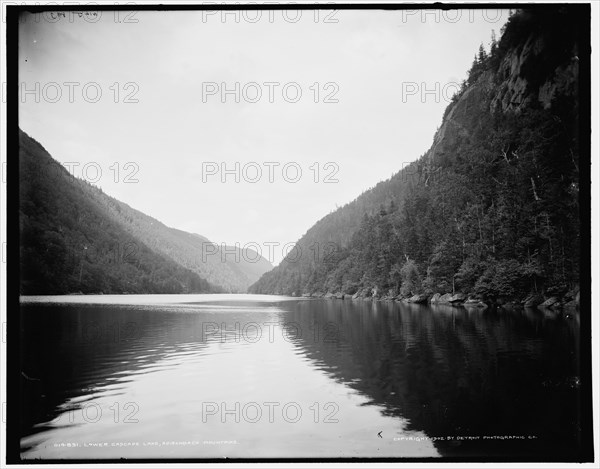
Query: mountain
[
  {"left": 91, "top": 193, "right": 272, "bottom": 292},
  {"left": 249, "top": 7, "right": 586, "bottom": 305},
  {"left": 19, "top": 130, "right": 272, "bottom": 294}
]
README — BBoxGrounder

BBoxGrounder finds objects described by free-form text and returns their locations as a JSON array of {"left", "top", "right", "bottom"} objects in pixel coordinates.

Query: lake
[{"left": 19, "top": 294, "right": 582, "bottom": 460}]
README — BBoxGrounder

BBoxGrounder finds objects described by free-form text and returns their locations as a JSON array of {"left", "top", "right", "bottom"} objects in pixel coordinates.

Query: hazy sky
[{"left": 19, "top": 7, "right": 509, "bottom": 265}]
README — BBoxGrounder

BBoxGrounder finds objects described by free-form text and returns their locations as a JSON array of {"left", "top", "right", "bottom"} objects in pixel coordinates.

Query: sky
[{"left": 18, "top": 7, "right": 509, "bottom": 265}]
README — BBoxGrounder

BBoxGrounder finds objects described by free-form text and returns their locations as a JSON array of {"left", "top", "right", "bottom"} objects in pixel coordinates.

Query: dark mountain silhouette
[{"left": 19, "top": 130, "right": 272, "bottom": 294}]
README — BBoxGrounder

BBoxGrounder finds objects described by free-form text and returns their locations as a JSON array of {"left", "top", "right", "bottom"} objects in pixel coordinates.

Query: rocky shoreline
[{"left": 297, "top": 287, "right": 580, "bottom": 310}]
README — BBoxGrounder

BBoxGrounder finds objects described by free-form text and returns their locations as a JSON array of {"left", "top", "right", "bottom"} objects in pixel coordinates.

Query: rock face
[
  {"left": 429, "top": 293, "right": 441, "bottom": 304},
  {"left": 307, "top": 285, "right": 580, "bottom": 311},
  {"left": 407, "top": 294, "right": 429, "bottom": 304},
  {"left": 434, "top": 293, "right": 454, "bottom": 304},
  {"left": 539, "top": 296, "right": 560, "bottom": 308},
  {"left": 429, "top": 292, "right": 467, "bottom": 305},
  {"left": 489, "top": 24, "right": 579, "bottom": 114},
  {"left": 336, "top": 288, "right": 581, "bottom": 310},
  {"left": 464, "top": 298, "right": 488, "bottom": 308},
  {"left": 522, "top": 294, "right": 544, "bottom": 308},
  {"left": 448, "top": 293, "right": 466, "bottom": 304}
]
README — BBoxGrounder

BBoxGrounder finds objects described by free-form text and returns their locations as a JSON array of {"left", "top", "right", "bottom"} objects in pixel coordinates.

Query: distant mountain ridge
[
  {"left": 19, "top": 130, "right": 272, "bottom": 294},
  {"left": 91, "top": 188, "right": 272, "bottom": 292}
]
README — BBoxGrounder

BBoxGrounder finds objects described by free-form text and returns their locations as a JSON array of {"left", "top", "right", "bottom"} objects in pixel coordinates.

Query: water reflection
[
  {"left": 282, "top": 300, "right": 581, "bottom": 458},
  {"left": 19, "top": 296, "right": 580, "bottom": 460}
]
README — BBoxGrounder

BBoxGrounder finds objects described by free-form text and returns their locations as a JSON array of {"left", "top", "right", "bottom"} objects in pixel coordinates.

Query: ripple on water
[{"left": 19, "top": 296, "right": 581, "bottom": 460}]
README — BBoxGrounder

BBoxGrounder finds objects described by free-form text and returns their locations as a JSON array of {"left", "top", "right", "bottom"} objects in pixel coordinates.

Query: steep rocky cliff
[
  {"left": 250, "top": 7, "right": 586, "bottom": 306},
  {"left": 429, "top": 7, "right": 581, "bottom": 166}
]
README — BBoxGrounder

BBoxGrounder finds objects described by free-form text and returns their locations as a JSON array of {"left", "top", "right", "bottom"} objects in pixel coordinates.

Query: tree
[{"left": 400, "top": 259, "right": 421, "bottom": 297}]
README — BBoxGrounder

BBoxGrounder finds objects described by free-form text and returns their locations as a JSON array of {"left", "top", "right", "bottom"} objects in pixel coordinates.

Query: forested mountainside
[
  {"left": 19, "top": 130, "right": 271, "bottom": 294},
  {"left": 250, "top": 8, "right": 585, "bottom": 307},
  {"left": 19, "top": 130, "right": 215, "bottom": 294},
  {"left": 90, "top": 194, "right": 272, "bottom": 293}
]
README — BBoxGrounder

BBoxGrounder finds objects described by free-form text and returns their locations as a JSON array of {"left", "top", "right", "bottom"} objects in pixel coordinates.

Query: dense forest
[
  {"left": 19, "top": 130, "right": 270, "bottom": 294},
  {"left": 19, "top": 129, "right": 216, "bottom": 294},
  {"left": 85, "top": 187, "right": 272, "bottom": 293},
  {"left": 250, "top": 8, "right": 584, "bottom": 307}
]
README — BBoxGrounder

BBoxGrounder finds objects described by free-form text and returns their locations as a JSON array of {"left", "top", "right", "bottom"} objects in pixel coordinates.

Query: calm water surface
[{"left": 19, "top": 294, "right": 581, "bottom": 459}]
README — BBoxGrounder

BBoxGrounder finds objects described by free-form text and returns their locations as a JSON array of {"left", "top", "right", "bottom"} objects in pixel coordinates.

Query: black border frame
[{"left": 5, "top": 2, "right": 594, "bottom": 464}]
